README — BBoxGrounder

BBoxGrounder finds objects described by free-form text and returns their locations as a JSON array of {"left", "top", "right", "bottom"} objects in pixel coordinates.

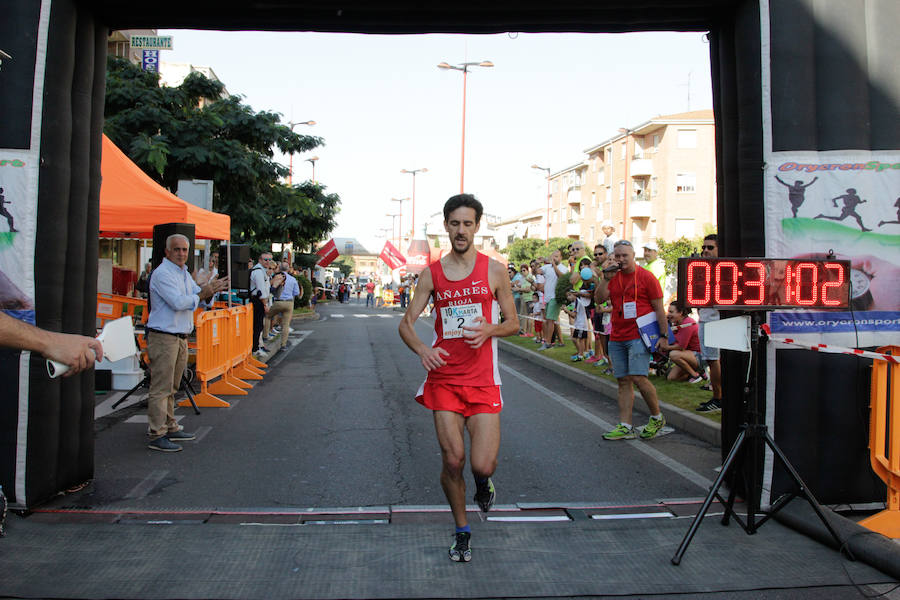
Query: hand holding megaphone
[{"left": 47, "top": 317, "right": 135, "bottom": 378}]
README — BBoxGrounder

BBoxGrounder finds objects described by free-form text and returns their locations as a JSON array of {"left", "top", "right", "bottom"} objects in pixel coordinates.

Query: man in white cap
[
  {"left": 600, "top": 221, "right": 616, "bottom": 255},
  {"left": 642, "top": 241, "right": 666, "bottom": 292}
]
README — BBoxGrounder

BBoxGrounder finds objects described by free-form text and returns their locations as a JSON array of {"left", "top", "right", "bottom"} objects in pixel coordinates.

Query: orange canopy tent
[{"left": 98, "top": 134, "right": 231, "bottom": 240}]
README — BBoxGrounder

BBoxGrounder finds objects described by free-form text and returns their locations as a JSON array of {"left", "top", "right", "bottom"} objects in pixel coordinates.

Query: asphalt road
[{"left": 57, "top": 299, "right": 721, "bottom": 512}]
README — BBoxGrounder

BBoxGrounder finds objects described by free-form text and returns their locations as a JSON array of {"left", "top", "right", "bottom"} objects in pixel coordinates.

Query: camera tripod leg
[
  {"left": 180, "top": 374, "right": 201, "bottom": 415},
  {"left": 672, "top": 429, "right": 747, "bottom": 565},
  {"left": 111, "top": 373, "right": 150, "bottom": 409}
]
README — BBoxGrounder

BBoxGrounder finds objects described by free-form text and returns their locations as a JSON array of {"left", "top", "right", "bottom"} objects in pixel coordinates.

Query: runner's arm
[{"left": 398, "top": 267, "right": 449, "bottom": 370}]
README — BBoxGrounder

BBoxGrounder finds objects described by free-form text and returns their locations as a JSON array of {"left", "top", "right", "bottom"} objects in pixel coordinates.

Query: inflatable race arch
[{"left": 1, "top": 0, "right": 897, "bottom": 507}]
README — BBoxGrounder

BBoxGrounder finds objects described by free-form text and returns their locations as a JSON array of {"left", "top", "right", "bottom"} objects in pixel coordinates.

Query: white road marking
[
  {"left": 591, "top": 512, "right": 673, "bottom": 520},
  {"left": 125, "top": 470, "right": 169, "bottom": 499},
  {"left": 500, "top": 364, "right": 714, "bottom": 491}
]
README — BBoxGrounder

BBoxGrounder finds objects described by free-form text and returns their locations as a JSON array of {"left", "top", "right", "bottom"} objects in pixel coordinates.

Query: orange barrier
[
  {"left": 97, "top": 293, "right": 147, "bottom": 328},
  {"left": 187, "top": 309, "right": 232, "bottom": 407},
  {"left": 860, "top": 346, "right": 900, "bottom": 538}
]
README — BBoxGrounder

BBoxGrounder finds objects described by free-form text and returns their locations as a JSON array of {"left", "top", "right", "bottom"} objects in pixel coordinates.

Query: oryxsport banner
[{"left": 764, "top": 152, "right": 900, "bottom": 348}]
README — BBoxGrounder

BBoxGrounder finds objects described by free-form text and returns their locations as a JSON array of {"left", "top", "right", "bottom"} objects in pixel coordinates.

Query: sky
[{"left": 157, "top": 30, "right": 713, "bottom": 249}]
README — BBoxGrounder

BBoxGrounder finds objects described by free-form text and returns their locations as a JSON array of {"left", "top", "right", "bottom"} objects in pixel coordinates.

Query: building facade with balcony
[{"left": 543, "top": 109, "right": 716, "bottom": 249}]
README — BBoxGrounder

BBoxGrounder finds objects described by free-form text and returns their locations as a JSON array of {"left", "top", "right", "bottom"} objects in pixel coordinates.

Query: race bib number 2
[{"left": 441, "top": 303, "right": 483, "bottom": 339}]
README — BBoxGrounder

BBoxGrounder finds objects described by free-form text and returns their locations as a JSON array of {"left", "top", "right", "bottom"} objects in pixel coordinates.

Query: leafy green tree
[
  {"left": 658, "top": 236, "right": 706, "bottom": 275},
  {"left": 103, "top": 57, "right": 339, "bottom": 254},
  {"left": 503, "top": 237, "right": 574, "bottom": 265},
  {"left": 334, "top": 256, "right": 354, "bottom": 278}
]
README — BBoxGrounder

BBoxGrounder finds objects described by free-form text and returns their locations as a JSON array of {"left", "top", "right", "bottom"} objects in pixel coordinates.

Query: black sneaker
[
  {"left": 148, "top": 437, "right": 182, "bottom": 452},
  {"left": 449, "top": 531, "right": 472, "bottom": 562},
  {"left": 696, "top": 398, "right": 722, "bottom": 413},
  {"left": 474, "top": 478, "right": 495, "bottom": 513}
]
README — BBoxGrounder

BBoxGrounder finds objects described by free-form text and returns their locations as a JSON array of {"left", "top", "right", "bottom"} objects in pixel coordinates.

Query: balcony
[
  {"left": 566, "top": 221, "right": 581, "bottom": 236},
  {"left": 629, "top": 199, "right": 652, "bottom": 219},
  {"left": 566, "top": 190, "right": 582, "bottom": 205},
  {"left": 630, "top": 158, "right": 653, "bottom": 177}
]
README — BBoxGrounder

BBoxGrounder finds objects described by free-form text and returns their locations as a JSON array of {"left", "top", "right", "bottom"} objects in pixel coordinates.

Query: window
[
  {"left": 676, "top": 173, "right": 696, "bottom": 193},
  {"left": 597, "top": 167, "right": 605, "bottom": 185},
  {"left": 634, "top": 137, "right": 644, "bottom": 158},
  {"left": 651, "top": 176, "right": 659, "bottom": 197},
  {"left": 552, "top": 180, "right": 559, "bottom": 193},
  {"left": 619, "top": 181, "right": 625, "bottom": 200},
  {"left": 606, "top": 187, "right": 612, "bottom": 204},
  {"left": 606, "top": 148, "right": 614, "bottom": 180},
  {"left": 591, "top": 191, "right": 596, "bottom": 207},
  {"left": 620, "top": 141, "right": 627, "bottom": 159},
  {"left": 675, "top": 218, "right": 696, "bottom": 239},
  {"left": 677, "top": 129, "right": 697, "bottom": 148},
  {"left": 653, "top": 134, "right": 660, "bottom": 152},
  {"left": 590, "top": 226, "right": 595, "bottom": 240}
]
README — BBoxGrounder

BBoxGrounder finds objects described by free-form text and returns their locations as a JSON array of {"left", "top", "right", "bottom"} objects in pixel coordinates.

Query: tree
[
  {"left": 334, "top": 256, "right": 354, "bottom": 278},
  {"left": 103, "top": 57, "right": 339, "bottom": 254},
  {"left": 503, "top": 237, "right": 576, "bottom": 265},
  {"left": 658, "top": 236, "right": 706, "bottom": 275}
]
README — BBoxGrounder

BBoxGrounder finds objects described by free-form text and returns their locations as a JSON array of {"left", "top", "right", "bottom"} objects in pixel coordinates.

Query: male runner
[{"left": 399, "top": 194, "right": 519, "bottom": 562}]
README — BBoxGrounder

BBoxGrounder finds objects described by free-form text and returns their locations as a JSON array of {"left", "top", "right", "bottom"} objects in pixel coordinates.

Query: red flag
[
  {"left": 380, "top": 241, "right": 407, "bottom": 270},
  {"left": 316, "top": 238, "right": 339, "bottom": 267}
]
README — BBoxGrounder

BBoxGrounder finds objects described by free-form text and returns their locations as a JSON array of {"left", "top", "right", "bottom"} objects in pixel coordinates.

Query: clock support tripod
[{"left": 671, "top": 310, "right": 844, "bottom": 565}]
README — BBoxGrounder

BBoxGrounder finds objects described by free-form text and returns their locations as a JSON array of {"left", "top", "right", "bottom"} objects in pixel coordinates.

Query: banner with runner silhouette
[{"left": 764, "top": 152, "right": 900, "bottom": 346}]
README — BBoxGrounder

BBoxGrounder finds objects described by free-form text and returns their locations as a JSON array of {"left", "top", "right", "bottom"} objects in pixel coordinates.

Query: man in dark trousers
[{"left": 249, "top": 252, "right": 273, "bottom": 357}]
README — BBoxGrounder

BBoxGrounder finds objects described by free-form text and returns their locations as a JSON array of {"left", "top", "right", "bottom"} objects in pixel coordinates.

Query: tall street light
[
  {"left": 391, "top": 197, "right": 409, "bottom": 246},
  {"left": 400, "top": 169, "right": 427, "bottom": 240},
  {"left": 532, "top": 164, "right": 551, "bottom": 243},
  {"left": 437, "top": 60, "right": 493, "bottom": 193},
  {"left": 287, "top": 120, "right": 315, "bottom": 185},
  {"left": 306, "top": 156, "right": 319, "bottom": 184},
  {"left": 386, "top": 213, "right": 400, "bottom": 247}
]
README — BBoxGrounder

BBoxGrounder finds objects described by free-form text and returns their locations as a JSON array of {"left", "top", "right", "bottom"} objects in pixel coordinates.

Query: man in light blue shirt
[
  {"left": 268, "top": 264, "right": 302, "bottom": 351},
  {"left": 145, "top": 234, "right": 228, "bottom": 453}
]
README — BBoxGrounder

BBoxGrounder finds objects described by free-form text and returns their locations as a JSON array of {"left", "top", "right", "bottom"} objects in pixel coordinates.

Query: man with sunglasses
[
  {"left": 595, "top": 239, "right": 668, "bottom": 440},
  {"left": 696, "top": 234, "right": 723, "bottom": 412}
]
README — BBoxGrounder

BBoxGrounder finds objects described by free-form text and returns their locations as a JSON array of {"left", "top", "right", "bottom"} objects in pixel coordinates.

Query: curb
[{"left": 498, "top": 339, "right": 721, "bottom": 447}]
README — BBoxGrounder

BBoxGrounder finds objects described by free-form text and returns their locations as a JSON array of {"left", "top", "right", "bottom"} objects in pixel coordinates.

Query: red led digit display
[{"left": 677, "top": 258, "right": 850, "bottom": 310}]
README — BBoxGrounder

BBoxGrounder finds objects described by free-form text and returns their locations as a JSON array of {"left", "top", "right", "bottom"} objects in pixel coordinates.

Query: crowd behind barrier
[{"left": 95, "top": 293, "right": 267, "bottom": 407}]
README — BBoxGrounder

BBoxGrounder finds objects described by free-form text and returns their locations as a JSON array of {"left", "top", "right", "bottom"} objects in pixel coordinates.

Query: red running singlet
[{"left": 418, "top": 252, "right": 501, "bottom": 388}]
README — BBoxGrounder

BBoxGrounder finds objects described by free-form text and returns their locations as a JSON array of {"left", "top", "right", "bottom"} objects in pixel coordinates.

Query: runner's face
[
  {"left": 444, "top": 207, "right": 479, "bottom": 254},
  {"left": 667, "top": 304, "right": 681, "bottom": 324}
]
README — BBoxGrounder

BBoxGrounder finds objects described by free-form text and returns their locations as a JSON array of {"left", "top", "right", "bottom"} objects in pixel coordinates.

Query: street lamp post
[
  {"left": 437, "top": 60, "right": 493, "bottom": 193},
  {"left": 287, "top": 120, "right": 315, "bottom": 185},
  {"left": 306, "top": 156, "right": 319, "bottom": 184},
  {"left": 386, "top": 213, "right": 400, "bottom": 247},
  {"left": 400, "top": 169, "right": 427, "bottom": 241},
  {"left": 391, "top": 197, "right": 409, "bottom": 246},
  {"left": 532, "top": 164, "right": 551, "bottom": 243}
]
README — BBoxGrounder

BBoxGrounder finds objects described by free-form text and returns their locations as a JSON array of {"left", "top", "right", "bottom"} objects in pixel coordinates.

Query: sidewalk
[{"left": 499, "top": 338, "right": 722, "bottom": 446}]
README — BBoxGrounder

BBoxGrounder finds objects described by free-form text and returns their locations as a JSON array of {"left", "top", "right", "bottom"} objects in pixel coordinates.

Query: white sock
[{"left": 651, "top": 414, "right": 663, "bottom": 421}]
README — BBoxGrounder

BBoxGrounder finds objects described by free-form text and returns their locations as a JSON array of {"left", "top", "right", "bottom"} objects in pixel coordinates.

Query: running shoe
[
  {"left": 640, "top": 415, "right": 667, "bottom": 439},
  {"left": 537, "top": 344, "right": 551, "bottom": 351},
  {"left": 570, "top": 354, "right": 583, "bottom": 362},
  {"left": 585, "top": 356, "right": 600, "bottom": 364},
  {"left": 585, "top": 350, "right": 595, "bottom": 359},
  {"left": 602, "top": 423, "right": 635, "bottom": 441},
  {"left": 474, "top": 478, "right": 495, "bottom": 512},
  {"left": 700, "top": 382, "right": 712, "bottom": 391},
  {"left": 449, "top": 531, "right": 472, "bottom": 562},
  {"left": 696, "top": 398, "right": 722, "bottom": 413},
  {"left": 688, "top": 374, "right": 708, "bottom": 384}
]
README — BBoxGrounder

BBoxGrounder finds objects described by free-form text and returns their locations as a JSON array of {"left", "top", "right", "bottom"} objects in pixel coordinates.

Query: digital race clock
[{"left": 677, "top": 258, "right": 851, "bottom": 310}]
